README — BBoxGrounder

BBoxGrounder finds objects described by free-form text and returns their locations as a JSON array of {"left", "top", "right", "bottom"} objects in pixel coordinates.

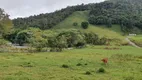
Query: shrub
[
  {"left": 48, "top": 36, "right": 67, "bottom": 52},
  {"left": 98, "top": 68, "right": 105, "bottom": 73},
  {"left": 85, "top": 71, "right": 91, "bottom": 75},
  {"left": 84, "top": 63, "right": 88, "bottom": 65},
  {"left": 73, "top": 22, "right": 78, "bottom": 26},
  {"left": 62, "top": 64, "right": 69, "bottom": 68},
  {"left": 0, "top": 39, "right": 8, "bottom": 46},
  {"left": 75, "top": 42, "right": 85, "bottom": 48},
  {"left": 99, "top": 37, "right": 107, "bottom": 45},
  {"left": 53, "top": 30, "right": 86, "bottom": 49},
  {"left": 84, "top": 33, "right": 99, "bottom": 45},
  {"left": 81, "top": 22, "right": 89, "bottom": 29},
  {"left": 76, "top": 63, "right": 82, "bottom": 66}
]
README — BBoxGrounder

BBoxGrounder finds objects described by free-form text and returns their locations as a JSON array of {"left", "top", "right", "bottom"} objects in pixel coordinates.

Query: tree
[
  {"left": 81, "top": 22, "right": 89, "bottom": 29},
  {"left": 30, "top": 38, "right": 47, "bottom": 52},
  {"left": 73, "top": 22, "right": 78, "bottom": 26},
  {"left": 57, "top": 30, "right": 86, "bottom": 48},
  {"left": 0, "top": 8, "right": 13, "bottom": 36},
  {"left": 106, "top": 18, "right": 112, "bottom": 28},
  {"left": 48, "top": 36, "right": 67, "bottom": 52},
  {"left": 15, "top": 31, "right": 32, "bottom": 46},
  {"left": 84, "top": 33, "right": 99, "bottom": 45}
]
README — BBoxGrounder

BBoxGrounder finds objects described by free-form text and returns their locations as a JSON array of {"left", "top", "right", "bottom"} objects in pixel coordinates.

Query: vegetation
[
  {"left": 98, "top": 68, "right": 106, "bottom": 73},
  {"left": 13, "top": 4, "right": 89, "bottom": 29},
  {"left": 0, "top": 39, "right": 8, "bottom": 46},
  {"left": 0, "top": 8, "right": 13, "bottom": 37},
  {"left": 53, "top": 11, "right": 125, "bottom": 45},
  {"left": 73, "top": 22, "right": 78, "bottom": 26},
  {"left": 81, "top": 22, "right": 89, "bottom": 29},
  {"left": 0, "top": 0, "right": 142, "bottom": 79},
  {"left": 4, "top": 10, "right": 129, "bottom": 50},
  {"left": 13, "top": 0, "right": 142, "bottom": 34},
  {"left": 85, "top": 71, "right": 92, "bottom": 75},
  {"left": 5, "top": 28, "right": 108, "bottom": 52},
  {"left": 88, "top": 0, "right": 142, "bottom": 33},
  {"left": 0, "top": 46, "right": 141, "bottom": 80},
  {"left": 129, "top": 35, "right": 142, "bottom": 47}
]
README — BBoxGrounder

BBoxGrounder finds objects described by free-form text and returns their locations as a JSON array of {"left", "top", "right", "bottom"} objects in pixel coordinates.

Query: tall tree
[{"left": 0, "top": 8, "right": 13, "bottom": 37}]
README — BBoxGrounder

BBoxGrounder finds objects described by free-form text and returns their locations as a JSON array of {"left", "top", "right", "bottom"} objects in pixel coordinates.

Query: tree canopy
[{"left": 0, "top": 8, "right": 13, "bottom": 36}]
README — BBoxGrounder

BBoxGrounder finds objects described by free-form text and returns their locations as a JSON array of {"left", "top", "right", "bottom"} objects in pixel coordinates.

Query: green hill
[
  {"left": 54, "top": 11, "right": 125, "bottom": 40},
  {"left": 13, "top": 0, "right": 142, "bottom": 33},
  {"left": 54, "top": 11, "right": 89, "bottom": 29}
]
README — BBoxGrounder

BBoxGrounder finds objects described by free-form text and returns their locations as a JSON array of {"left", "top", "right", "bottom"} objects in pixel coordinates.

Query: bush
[
  {"left": 85, "top": 71, "right": 91, "bottom": 75},
  {"left": 62, "top": 64, "right": 69, "bottom": 68},
  {"left": 76, "top": 63, "right": 82, "bottom": 66},
  {"left": 0, "top": 39, "right": 8, "bottom": 46},
  {"left": 99, "top": 37, "right": 107, "bottom": 45},
  {"left": 73, "top": 22, "right": 78, "bottom": 26},
  {"left": 51, "top": 30, "right": 86, "bottom": 49},
  {"left": 84, "top": 63, "right": 88, "bottom": 65},
  {"left": 30, "top": 39, "right": 47, "bottom": 52},
  {"left": 98, "top": 68, "right": 105, "bottom": 73},
  {"left": 81, "top": 22, "right": 89, "bottom": 29},
  {"left": 84, "top": 33, "right": 99, "bottom": 45},
  {"left": 15, "top": 31, "right": 32, "bottom": 46},
  {"left": 75, "top": 42, "right": 85, "bottom": 48},
  {"left": 48, "top": 36, "right": 67, "bottom": 52}
]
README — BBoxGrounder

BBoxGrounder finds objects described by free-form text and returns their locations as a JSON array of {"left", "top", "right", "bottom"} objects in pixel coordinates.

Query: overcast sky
[{"left": 0, "top": 0, "right": 104, "bottom": 19}]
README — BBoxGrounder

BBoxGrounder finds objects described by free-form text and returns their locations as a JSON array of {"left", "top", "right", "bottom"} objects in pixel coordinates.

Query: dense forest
[
  {"left": 13, "top": 0, "right": 142, "bottom": 33},
  {"left": 89, "top": 0, "right": 142, "bottom": 33},
  {"left": 13, "top": 4, "right": 90, "bottom": 30}
]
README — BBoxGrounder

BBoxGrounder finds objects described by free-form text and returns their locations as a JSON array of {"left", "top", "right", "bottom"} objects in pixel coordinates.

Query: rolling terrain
[
  {"left": 54, "top": 11, "right": 124, "bottom": 38},
  {"left": 0, "top": 0, "right": 142, "bottom": 80}
]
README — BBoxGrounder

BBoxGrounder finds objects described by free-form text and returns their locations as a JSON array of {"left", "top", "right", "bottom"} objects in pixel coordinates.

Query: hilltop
[{"left": 54, "top": 11, "right": 124, "bottom": 39}]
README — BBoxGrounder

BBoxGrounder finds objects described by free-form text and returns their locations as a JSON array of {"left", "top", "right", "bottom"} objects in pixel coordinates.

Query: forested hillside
[
  {"left": 13, "top": 4, "right": 90, "bottom": 29},
  {"left": 89, "top": 0, "right": 142, "bottom": 33},
  {"left": 13, "top": 0, "right": 142, "bottom": 33}
]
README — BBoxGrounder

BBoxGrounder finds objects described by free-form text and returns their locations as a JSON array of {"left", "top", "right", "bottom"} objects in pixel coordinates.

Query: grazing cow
[{"left": 101, "top": 58, "right": 108, "bottom": 65}]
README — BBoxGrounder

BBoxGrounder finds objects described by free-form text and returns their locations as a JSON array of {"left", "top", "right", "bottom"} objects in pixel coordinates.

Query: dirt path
[{"left": 125, "top": 37, "right": 141, "bottom": 48}]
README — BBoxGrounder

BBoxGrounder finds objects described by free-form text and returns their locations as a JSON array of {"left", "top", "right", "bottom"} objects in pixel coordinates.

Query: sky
[{"left": 0, "top": 0, "right": 104, "bottom": 19}]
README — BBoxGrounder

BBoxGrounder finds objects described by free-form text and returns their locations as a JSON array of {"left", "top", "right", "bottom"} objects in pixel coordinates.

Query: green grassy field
[
  {"left": 0, "top": 46, "right": 142, "bottom": 80},
  {"left": 0, "top": 11, "right": 141, "bottom": 80}
]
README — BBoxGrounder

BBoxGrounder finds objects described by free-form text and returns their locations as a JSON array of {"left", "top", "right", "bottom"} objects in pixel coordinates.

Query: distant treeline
[
  {"left": 13, "top": 4, "right": 90, "bottom": 30},
  {"left": 13, "top": 0, "right": 142, "bottom": 33}
]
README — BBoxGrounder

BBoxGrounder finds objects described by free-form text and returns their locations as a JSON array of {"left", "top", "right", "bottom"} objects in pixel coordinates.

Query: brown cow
[{"left": 101, "top": 58, "right": 108, "bottom": 65}]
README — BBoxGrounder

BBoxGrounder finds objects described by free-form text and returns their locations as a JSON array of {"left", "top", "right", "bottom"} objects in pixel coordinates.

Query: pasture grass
[
  {"left": 0, "top": 46, "right": 141, "bottom": 80},
  {"left": 129, "top": 35, "right": 142, "bottom": 47},
  {"left": 53, "top": 11, "right": 125, "bottom": 44}
]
